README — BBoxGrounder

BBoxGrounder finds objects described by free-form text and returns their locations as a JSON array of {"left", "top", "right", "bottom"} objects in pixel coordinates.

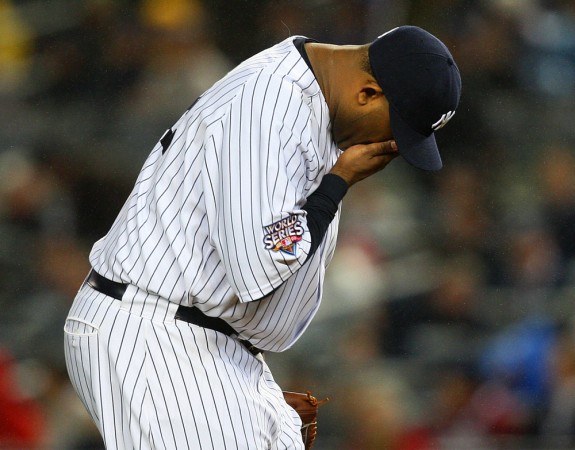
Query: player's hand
[{"left": 329, "top": 140, "right": 398, "bottom": 187}]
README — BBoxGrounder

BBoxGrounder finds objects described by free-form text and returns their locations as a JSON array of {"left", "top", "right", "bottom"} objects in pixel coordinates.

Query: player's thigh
[
  {"left": 66, "top": 294, "right": 156, "bottom": 449},
  {"left": 145, "top": 321, "right": 297, "bottom": 449},
  {"left": 258, "top": 359, "right": 305, "bottom": 450},
  {"left": 64, "top": 312, "right": 103, "bottom": 428},
  {"left": 64, "top": 288, "right": 117, "bottom": 411}
]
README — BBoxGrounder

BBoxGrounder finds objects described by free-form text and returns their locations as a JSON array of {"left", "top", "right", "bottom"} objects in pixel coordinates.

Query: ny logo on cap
[{"left": 432, "top": 111, "right": 455, "bottom": 131}]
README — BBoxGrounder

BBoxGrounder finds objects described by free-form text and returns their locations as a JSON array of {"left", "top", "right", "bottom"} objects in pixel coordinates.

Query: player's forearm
[{"left": 302, "top": 173, "right": 348, "bottom": 260}]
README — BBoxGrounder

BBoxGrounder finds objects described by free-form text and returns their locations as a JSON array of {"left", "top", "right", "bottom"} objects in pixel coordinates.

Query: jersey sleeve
[{"left": 203, "top": 73, "right": 320, "bottom": 303}]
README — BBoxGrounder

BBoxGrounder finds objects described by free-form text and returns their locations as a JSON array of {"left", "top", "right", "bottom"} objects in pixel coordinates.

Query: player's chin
[
  {"left": 332, "top": 128, "right": 353, "bottom": 150},
  {"left": 334, "top": 137, "right": 350, "bottom": 151}
]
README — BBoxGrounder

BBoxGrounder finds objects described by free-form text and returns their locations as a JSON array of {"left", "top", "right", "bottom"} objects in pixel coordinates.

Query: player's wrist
[
  {"left": 318, "top": 173, "right": 349, "bottom": 201},
  {"left": 302, "top": 173, "right": 348, "bottom": 261},
  {"left": 327, "top": 168, "right": 354, "bottom": 187}
]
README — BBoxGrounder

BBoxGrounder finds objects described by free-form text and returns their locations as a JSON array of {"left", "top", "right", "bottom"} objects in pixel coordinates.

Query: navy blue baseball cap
[{"left": 369, "top": 26, "right": 462, "bottom": 171}]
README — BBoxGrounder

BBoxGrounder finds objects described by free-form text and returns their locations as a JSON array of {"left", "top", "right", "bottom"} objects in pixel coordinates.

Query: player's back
[{"left": 88, "top": 36, "right": 325, "bottom": 307}]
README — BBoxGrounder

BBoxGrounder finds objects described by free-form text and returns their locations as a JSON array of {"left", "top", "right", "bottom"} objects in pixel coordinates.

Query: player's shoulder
[
  {"left": 240, "top": 36, "right": 306, "bottom": 69},
  {"left": 184, "top": 36, "right": 319, "bottom": 127},
  {"left": 233, "top": 36, "right": 319, "bottom": 94}
]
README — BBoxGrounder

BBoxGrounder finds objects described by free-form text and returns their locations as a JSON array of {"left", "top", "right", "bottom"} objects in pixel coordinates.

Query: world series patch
[{"left": 263, "top": 215, "right": 304, "bottom": 256}]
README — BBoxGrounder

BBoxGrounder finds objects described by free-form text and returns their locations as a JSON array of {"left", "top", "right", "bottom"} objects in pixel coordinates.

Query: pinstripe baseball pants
[{"left": 64, "top": 283, "right": 304, "bottom": 449}]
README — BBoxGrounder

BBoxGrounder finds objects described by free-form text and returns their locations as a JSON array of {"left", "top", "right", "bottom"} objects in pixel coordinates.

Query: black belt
[{"left": 85, "top": 269, "right": 262, "bottom": 355}]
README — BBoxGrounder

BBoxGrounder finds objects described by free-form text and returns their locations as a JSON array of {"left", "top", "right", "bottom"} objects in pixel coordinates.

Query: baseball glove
[{"left": 283, "top": 391, "right": 329, "bottom": 449}]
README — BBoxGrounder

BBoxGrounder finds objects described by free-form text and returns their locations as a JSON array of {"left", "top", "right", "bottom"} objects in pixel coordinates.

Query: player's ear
[{"left": 357, "top": 82, "right": 384, "bottom": 106}]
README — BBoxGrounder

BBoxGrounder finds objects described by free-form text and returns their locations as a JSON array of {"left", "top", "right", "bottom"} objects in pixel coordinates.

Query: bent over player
[{"left": 64, "top": 26, "right": 461, "bottom": 449}]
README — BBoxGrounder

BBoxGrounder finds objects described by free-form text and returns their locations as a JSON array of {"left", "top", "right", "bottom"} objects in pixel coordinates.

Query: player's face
[{"left": 333, "top": 91, "right": 393, "bottom": 150}]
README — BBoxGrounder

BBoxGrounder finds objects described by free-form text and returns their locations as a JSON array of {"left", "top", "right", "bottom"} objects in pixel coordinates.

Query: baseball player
[{"left": 64, "top": 26, "right": 460, "bottom": 449}]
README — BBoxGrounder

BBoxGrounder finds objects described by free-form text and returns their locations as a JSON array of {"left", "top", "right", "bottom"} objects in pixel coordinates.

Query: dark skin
[{"left": 305, "top": 42, "right": 399, "bottom": 187}]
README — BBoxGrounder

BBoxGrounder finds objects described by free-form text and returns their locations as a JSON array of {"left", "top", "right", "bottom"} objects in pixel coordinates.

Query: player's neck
[{"left": 305, "top": 43, "right": 364, "bottom": 118}]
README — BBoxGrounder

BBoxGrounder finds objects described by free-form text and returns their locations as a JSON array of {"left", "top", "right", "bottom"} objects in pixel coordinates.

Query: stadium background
[{"left": 1, "top": 0, "right": 575, "bottom": 448}]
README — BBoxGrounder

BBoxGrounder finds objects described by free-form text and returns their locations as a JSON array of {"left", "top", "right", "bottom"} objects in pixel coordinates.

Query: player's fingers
[
  {"left": 375, "top": 144, "right": 399, "bottom": 167},
  {"left": 369, "top": 140, "right": 398, "bottom": 156},
  {"left": 383, "top": 140, "right": 398, "bottom": 155}
]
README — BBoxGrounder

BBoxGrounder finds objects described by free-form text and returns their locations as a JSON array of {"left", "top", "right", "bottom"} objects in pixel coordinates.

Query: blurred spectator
[
  {"left": 430, "top": 163, "right": 494, "bottom": 257},
  {"left": 378, "top": 253, "right": 490, "bottom": 364},
  {"left": 539, "top": 144, "right": 575, "bottom": 265},
  {"left": 0, "top": 147, "right": 79, "bottom": 324},
  {"left": 0, "top": 148, "right": 76, "bottom": 237},
  {"left": 31, "top": 2, "right": 145, "bottom": 105},
  {"left": 0, "top": 0, "right": 34, "bottom": 96},
  {"left": 397, "top": 366, "right": 491, "bottom": 450},
  {"left": 398, "top": 363, "right": 533, "bottom": 449},
  {"left": 0, "top": 349, "right": 46, "bottom": 449},
  {"left": 480, "top": 318, "right": 557, "bottom": 424},
  {"left": 502, "top": 226, "right": 565, "bottom": 308},
  {"left": 518, "top": 0, "right": 575, "bottom": 97},
  {"left": 341, "top": 369, "right": 413, "bottom": 450},
  {"left": 539, "top": 324, "right": 575, "bottom": 448}
]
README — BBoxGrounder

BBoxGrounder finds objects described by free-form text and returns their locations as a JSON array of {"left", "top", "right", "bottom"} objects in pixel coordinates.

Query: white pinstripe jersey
[{"left": 90, "top": 36, "right": 341, "bottom": 351}]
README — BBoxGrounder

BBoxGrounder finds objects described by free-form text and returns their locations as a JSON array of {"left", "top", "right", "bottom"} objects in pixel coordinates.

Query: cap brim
[{"left": 389, "top": 106, "right": 443, "bottom": 171}]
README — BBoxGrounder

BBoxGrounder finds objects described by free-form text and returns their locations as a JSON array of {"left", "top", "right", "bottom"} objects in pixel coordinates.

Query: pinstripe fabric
[
  {"left": 65, "top": 36, "right": 339, "bottom": 449},
  {"left": 65, "top": 285, "right": 304, "bottom": 449},
  {"left": 89, "top": 36, "right": 340, "bottom": 351}
]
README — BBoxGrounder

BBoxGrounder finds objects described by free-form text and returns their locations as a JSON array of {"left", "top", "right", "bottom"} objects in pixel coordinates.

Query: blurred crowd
[{"left": 1, "top": 0, "right": 575, "bottom": 448}]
